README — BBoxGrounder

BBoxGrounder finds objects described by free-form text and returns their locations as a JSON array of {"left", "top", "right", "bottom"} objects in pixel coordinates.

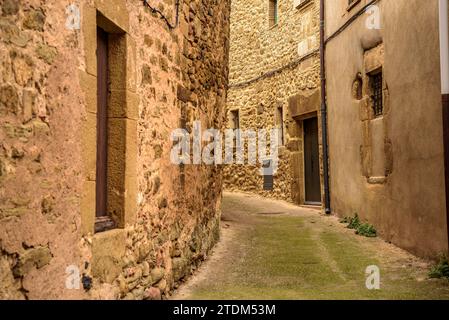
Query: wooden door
[{"left": 304, "top": 117, "right": 321, "bottom": 204}]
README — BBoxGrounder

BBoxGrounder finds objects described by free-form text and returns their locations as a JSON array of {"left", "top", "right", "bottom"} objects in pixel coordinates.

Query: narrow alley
[
  {"left": 173, "top": 192, "right": 449, "bottom": 300},
  {"left": 2, "top": 0, "right": 449, "bottom": 304}
]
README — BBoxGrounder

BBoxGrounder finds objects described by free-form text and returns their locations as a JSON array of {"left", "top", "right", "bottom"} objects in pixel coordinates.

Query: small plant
[
  {"left": 429, "top": 256, "right": 449, "bottom": 279},
  {"left": 356, "top": 223, "right": 377, "bottom": 237},
  {"left": 347, "top": 214, "right": 361, "bottom": 230}
]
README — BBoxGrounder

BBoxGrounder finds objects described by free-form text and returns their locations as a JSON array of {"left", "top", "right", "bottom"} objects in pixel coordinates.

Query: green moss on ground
[{"left": 182, "top": 195, "right": 449, "bottom": 300}]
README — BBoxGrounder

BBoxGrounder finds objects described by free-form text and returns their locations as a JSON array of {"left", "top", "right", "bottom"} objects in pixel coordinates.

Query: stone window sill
[{"left": 268, "top": 23, "right": 279, "bottom": 30}]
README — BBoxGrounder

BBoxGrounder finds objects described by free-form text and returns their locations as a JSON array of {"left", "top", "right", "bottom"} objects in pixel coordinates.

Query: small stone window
[
  {"left": 370, "top": 72, "right": 383, "bottom": 117},
  {"left": 95, "top": 12, "right": 134, "bottom": 232},
  {"left": 276, "top": 106, "right": 284, "bottom": 146},
  {"left": 230, "top": 109, "right": 240, "bottom": 130},
  {"left": 269, "top": 0, "right": 278, "bottom": 27},
  {"left": 80, "top": 0, "right": 137, "bottom": 281}
]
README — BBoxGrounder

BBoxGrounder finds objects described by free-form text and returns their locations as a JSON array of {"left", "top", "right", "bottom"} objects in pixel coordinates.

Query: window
[
  {"left": 230, "top": 109, "right": 240, "bottom": 143},
  {"left": 80, "top": 5, "right": 137, "bottom": 237},
  {"left": 347, "top": 0, "right": 361, "bottom": 11},
  {"left": 276, "top": 106, "right": 284, "bottom": 146},
  {"left": 370, "top": 72, "right": 383, "bottom": 117},
  {"left": 293, "top": 0, "right": 312, "bottom": 9},
  {"left": 269, "top": 0, "right": 278, "bottom": 27},
  {"left": 95, "top": 26, "right": 114, "bottom": 232},
  {"left": 94, "top": 14, "right": 131, "bottom": 234}
]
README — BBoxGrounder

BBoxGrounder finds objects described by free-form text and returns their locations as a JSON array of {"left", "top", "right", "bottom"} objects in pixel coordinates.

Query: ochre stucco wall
[{"left": 325, "top": 0, "right": 448, "bottom": 258}]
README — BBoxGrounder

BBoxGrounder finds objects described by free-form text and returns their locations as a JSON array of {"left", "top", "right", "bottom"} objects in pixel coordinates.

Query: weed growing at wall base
[{"left": 429, "top": 256, "right": 449, "bottom": 279}]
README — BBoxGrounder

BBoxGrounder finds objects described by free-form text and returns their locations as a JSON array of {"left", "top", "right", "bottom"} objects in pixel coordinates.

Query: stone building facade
[
  {"left": 0, "top": 0, "right": 230, "bottom": 299},
  {"left": 223, "top": 0, "right": 325, "bottom": 207},
  {"left": 325, "top": 0, "right": 448, "bottom": 258}
]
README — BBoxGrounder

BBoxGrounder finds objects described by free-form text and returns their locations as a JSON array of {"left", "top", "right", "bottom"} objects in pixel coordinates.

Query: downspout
[
  {"left": 439, "top": 0, "right": 449, "bottom": 253},
  {"left": 320, "top": 0, "right": 331, "bottom": 214}
]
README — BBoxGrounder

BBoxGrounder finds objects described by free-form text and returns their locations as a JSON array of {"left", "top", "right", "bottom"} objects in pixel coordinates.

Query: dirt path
[{"left": 171, "top": 192, "right": 449, "bottom": 300}]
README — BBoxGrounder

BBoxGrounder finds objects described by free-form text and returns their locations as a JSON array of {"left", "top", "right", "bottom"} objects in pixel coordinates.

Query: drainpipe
[
  {"left": 439, "top": 0, "right": 449, "bottom": 253},
  {"left": 320, "top": 0, "right": 331, "bottom": 214}
]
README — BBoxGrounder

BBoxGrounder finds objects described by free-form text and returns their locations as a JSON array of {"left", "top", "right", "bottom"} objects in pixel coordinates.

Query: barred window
[
  {"left": 347, "top": 0, "right": 361, "bottom": 10},
  {"left": 370, "top": 72, "right": 383, "bottom": 117}
]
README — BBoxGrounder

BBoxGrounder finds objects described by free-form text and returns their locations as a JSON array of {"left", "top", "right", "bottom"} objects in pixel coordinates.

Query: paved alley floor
[{"left": 172, "top": 192, "right": 449, "bottom": 300}]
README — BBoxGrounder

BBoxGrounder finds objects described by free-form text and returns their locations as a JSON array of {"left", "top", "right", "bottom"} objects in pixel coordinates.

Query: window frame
[{"left": 80, "top": 5, "right": 138, "bottom": 236}]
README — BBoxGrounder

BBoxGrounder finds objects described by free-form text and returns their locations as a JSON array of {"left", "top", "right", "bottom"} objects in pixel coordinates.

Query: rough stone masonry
[
  {"left": 0, "top": 0, "right": 230, "bottom": 299},
  {"left": 223, "top": 0, "right": 325, "bottom": 207}
]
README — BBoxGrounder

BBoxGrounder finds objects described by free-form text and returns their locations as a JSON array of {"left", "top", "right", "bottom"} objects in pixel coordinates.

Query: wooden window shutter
[{"left": 269, "top": 0, "right": 278, "bottom": 27}]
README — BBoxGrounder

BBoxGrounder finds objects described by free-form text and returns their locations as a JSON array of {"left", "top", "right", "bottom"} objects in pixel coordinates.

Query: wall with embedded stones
[
  {"left": 223, "top": 0, "right": 324, "bottom": 206},
  {"left": 0, "top": 0, "right": 230, "bottom": 300}
]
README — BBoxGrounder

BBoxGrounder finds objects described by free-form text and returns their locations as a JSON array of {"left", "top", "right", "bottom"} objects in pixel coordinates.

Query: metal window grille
[{"left": 370, "top": 73, "right": 383, "bottom": 117}]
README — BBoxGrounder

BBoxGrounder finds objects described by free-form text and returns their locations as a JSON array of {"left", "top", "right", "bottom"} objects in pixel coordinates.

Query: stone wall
[
  {"left": 223, "top": 0, "right": 324, "bottom": 205},
  {"left": 0, "top": 0, "right": 230, "bottom": 299}
]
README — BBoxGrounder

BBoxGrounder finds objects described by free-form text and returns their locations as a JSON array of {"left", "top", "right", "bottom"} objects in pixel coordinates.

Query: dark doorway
[{"left": 304, "top": 117, "right": 321, "bottom": 204}]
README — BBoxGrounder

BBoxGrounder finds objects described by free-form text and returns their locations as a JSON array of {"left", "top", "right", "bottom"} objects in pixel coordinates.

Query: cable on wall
[
  {"left": 229, "top": 49, "right": 319, "bottom": 89},
  {"left": 142, "top": 0, "right": 181, "bottom": 30}
]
